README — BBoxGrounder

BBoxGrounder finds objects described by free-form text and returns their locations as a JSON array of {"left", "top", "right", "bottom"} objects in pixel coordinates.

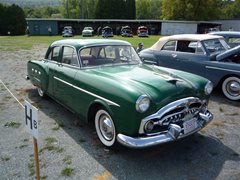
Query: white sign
[{"left": 25, "top": 100, "right": 38, "bottom": 139}]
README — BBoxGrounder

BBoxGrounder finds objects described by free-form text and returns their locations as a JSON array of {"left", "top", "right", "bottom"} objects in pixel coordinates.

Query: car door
[
  {"left": 45, "top": 45, "right": 60, "bottom": 96},
  {"left": 174, "top": 41, "right": 209, "bottom": 77},
  {"left": 53, "top": 46, "right": 80, "bottom": 109},
  {"left": 157, "top": 40, "right": 209, "bottom": 77},
  {"left": 155, "top": 40, "right": 181, "bottom": 70}
]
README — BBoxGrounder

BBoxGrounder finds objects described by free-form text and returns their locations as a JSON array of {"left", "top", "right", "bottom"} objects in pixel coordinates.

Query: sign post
[{"left": 25, "top": 100, "right": 40, "bottom": 180}]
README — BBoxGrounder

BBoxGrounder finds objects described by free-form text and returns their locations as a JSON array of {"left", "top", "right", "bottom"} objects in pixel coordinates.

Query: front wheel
[
  {"left": 95, "top": 108, "right": 117, "bottom": 147},
  {"left": 222, "top": 76, "right": 240, "bottom": 101}
]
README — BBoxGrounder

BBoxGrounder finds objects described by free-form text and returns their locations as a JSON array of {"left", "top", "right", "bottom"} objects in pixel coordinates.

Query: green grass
[
  {"left": 0, "top": 35, "right": 162, "bottom": 51},
  {"left": 61, "top": 167, "right": 74, "bottom": 177},
  {"left": 1, "top": 155, "right": 11, "bottom": 161},
  {"left": 4, "top": 121, "right": 21, "bottom": 128},
  {"left": 39, "top": 137, "right": 64, "bottom": 154}
]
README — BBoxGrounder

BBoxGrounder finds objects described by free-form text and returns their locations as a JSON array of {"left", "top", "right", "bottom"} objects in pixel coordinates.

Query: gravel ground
[{"left": 0, "top": 45, "right": 240, "bottom": 180}]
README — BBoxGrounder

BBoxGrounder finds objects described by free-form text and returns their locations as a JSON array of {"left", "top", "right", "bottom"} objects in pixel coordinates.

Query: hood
[
  {"left": 216, "top": 45, "right": 240, "bottom": 61},
  {"left": 85, "top": 64, "right": 205, "bottom": 106}
]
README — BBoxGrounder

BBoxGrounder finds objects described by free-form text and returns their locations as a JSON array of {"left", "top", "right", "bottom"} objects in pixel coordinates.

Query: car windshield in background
[
  {"left": 79, "top": 45, "right": 141, "bottom": 68},
  {"left": 202, "top": 38, "right": 229, "bottom": 55}
]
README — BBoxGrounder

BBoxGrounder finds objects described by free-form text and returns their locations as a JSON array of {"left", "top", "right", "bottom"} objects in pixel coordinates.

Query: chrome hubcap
[
  {"left": 227, "top": 81, "right": 240, "bottom": 96},
  {"left": 99, "top": 115, "right": 114, "bottom": 141}
]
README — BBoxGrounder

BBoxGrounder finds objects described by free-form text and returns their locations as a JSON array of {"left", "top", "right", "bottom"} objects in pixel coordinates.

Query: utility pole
[
  {"left": 66, "top": 0, "right": 69, "bottom": 18},
  {"left": 80, "top": 0, "right": 84, "bottom": 19}
]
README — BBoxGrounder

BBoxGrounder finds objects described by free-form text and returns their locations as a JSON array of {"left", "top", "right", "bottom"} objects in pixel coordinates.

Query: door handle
[{"left": 172, "top": 54, "right": 177, "bottom": 58}]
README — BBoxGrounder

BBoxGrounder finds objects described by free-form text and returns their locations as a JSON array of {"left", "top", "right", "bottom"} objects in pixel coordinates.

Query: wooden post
[{"left": 33, "top": 137, "right": 40, "bottom": 180}]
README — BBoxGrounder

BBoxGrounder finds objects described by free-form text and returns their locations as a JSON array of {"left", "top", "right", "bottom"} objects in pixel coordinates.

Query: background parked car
[
  {"left": 209, "top": 31, "right": 240, "bottom": 48},
  {"left": 62, "top": 26, "right": 73, "bottom": 37},
  {"left": 102, "top": 26, "right": 113, "bottom": 37},
  {"left": 120, "top": 26, "right": 133, "bottom": 37},
  {"left": 137, "top": 26, "right": 149, "bottom": 37},
  {"left": 82, "top": 27, "right": 94, "bottom": 37},
  {"left": 26, "top": 39, "right": 213, "bottom": 148},
  {"left": 139, "top": 34, "right": 240, "bottom": 101}
]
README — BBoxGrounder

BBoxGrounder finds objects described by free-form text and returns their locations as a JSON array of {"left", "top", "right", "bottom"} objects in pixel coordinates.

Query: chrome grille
[{"left": 139, "top": 97, "right": 206, "bottom": 134}]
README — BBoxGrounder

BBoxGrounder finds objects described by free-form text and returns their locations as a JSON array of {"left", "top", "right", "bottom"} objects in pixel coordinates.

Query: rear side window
[
  {"left": 229, "top": 37, "right": 240, "bottom": 43},
  {"left": 47, "top": 46, "right": 60, "bottom": 62},
  {"left": 61, "top": 46, "right": 79, "bottom": 67},
  {"left": 162, "top": 41, "right": 176, "bottom": 51}
]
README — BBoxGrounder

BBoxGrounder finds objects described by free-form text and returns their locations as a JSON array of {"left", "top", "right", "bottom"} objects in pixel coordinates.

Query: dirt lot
[{"left": 0, "top": 44, "right": 240, "bottom": 180}]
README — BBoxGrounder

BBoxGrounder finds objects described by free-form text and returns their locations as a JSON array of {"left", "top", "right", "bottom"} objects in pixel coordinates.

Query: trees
[
  {"left": 61, "top": 0, "right": 97, "bottom": 19},
  {"left": 95, "top": 0, "right": 136, "bottom": 19},
  {"left": 136, "top": 0, "right": 162, "bottom": 19},
  {"left": 0, "top": 4, "right": 26, "bottom": 35},
  {"left": 222, "top": 0, "right": 240, "bottom": 19},
  {"left": 161, "top": 0, "right": 221, "bottom": 21}
]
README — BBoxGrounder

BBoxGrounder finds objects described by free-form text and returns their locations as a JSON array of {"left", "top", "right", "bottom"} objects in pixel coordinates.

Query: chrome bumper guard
[
  {"left": 117, "top": 110, "right": 213, "bottom": 148},
  {"left": 25, "top": 75, "right": 30, "bottom": 80}
]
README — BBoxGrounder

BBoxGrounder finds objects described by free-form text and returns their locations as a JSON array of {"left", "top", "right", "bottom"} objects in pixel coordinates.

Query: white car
[{"left": 82, "top": 27, "right": 94, "bottom": 37}]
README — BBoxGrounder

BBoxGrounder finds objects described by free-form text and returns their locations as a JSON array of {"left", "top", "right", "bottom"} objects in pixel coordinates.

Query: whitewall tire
[
  {"left": 95, "top": 109, "right": 117, "bottom": 147},
  {"left": 37, "top": 87, "right": 45, "bottom": 98},
  {"left": 222, "top": 77, "right": 240, "bottom": 101}
]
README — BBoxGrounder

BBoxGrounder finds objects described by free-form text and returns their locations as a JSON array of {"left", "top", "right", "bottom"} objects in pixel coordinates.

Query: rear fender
[{"left": 28, "top": 60, "right": 49, "bottom": 91}]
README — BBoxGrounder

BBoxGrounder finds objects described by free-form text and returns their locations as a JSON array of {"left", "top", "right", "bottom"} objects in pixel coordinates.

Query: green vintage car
[{"left": 26, "top": 39, "right": 213, "bottom": 148}]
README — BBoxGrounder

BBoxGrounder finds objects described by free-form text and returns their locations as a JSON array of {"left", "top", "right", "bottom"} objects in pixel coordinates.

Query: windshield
[
  {"left": 79, "top": 45, "right": 141, "bottom": 68},
  {"left": 84, "top": 27, "right": 93, "bottom": 30},
  {"left": 202, "top": 38, "right": 230, "bottom": 55}
]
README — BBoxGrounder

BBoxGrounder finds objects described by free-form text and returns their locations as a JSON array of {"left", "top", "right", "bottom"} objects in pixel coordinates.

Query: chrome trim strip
[
  {"left": 53, "top": 76, "right": 120, "bottom": 107},
  {"left": 117, "top": 110, "right": 213, "bottom": 148},
  {"left": 206, "top": 66, "right": 240, "bottom": 73},
  {"left": 33, "top": 77, "right": 41, "bottom": 82}
]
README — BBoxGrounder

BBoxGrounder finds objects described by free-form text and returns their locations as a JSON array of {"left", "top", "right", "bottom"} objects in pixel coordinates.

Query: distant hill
[{"left": 0, "top": 0, "right": 61, "bottom": 7}]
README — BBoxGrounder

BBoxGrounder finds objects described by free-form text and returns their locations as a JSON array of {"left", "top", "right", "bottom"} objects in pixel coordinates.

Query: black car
[
  {"left": 209, "top": 31, "right": 240, "bottom": 48},
  {"left": 120, "top": 26, "right": 133, "bottom": 37}
]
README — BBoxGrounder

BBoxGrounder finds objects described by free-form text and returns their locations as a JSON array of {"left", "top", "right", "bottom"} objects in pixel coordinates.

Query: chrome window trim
[{"left": 53, "top": 76, "right": 120, "bottom": 107}]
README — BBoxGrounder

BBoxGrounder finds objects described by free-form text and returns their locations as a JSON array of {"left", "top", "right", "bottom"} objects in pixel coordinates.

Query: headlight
[
  {"left": 136, "top": 95, "right": 150, "bottom": 113},
  {"left": 205, "top": 81, "right": 213, "bottom": 95}
]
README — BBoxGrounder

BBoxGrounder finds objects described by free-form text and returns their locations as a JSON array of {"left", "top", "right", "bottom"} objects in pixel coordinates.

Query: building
[{"left": 26, "top": 18, "right": 221, "bottom": 36}]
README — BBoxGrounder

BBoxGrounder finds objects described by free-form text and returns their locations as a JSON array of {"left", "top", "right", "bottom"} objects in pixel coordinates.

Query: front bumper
[{"left": 117, "top": 110, "right": 213, "bottom": 148}]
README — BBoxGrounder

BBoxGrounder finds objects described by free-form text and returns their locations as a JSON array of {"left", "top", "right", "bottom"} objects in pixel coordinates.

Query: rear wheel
[
  {"left": 37, "top": 87, "right": 46, "bottom": 98},
  {"left": 222, "top": 76, "right": 240, "bottom": 101},
  {"left": 95, "top": 108, "right": 117, "bottom": 147}
]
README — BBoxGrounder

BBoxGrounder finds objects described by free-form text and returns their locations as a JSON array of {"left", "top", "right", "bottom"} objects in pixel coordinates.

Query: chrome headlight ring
[
  {"left": 136, "top": 95, "right": 150, "bottom": 113},
  {"left": 205, "top": 81, "right": 213, "bottom": 95}
]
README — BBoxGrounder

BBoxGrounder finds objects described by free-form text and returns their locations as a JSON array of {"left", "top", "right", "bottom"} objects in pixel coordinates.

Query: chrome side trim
[
  {"left": 53, "top": 76, "right": 120, "bottom": 107},
  {"left": 205, "top": 66, "right": 240, "bottom": 73}
]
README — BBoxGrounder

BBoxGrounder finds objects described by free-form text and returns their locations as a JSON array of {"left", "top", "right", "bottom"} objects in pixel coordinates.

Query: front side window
[
  {"left": 202, "top": 38, "right": 229, "bottom": 55},
  {"left": 79, "top": 45, "right": 141, "bottom": 68},
  {"left": 61, "top": 46, "right": 79, "bottom": 67}
]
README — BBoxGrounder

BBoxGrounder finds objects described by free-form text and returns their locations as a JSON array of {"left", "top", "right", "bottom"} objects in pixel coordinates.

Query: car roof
[
  {"left": 51, "top": 39, "right": 131, "bottom": 48},
  {"left": 209, "top": 31, "right": 240, "bottom": 36},
  {"left": 150, "top": 34, "right": 224, "bottom": 50}
]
